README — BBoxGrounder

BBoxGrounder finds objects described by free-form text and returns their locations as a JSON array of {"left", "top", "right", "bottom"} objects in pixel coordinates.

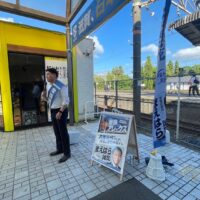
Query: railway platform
[{"left": 1, "top": 121, "right": 200, "bottom": 200}]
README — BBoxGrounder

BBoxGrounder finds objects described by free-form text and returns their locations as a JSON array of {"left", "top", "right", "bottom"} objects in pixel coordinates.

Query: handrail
[{"left": 84, "top": 101, "right": 102, "bottom": 124}]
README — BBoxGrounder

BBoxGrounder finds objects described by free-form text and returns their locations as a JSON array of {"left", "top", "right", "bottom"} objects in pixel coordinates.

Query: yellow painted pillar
[
  {"left": 0, "top": 23, "right": 14, "bottom": 131},
  {"left": 72, "top": 47, "right": 79, "bottom": 123}
]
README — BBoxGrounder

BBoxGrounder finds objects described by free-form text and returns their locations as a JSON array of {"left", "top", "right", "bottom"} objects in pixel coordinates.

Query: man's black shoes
[
  {"left": 49, "top": 151, "right": 63, "bottom": 156},
  {"left": 58, "top": 155, "right": 71, "bottom": 163},
  {"left": 49, "top": 151, "right": 71, "bottom": 163}
]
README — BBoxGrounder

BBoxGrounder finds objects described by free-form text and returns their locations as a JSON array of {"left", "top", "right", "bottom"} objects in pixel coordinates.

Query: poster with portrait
[
  {"left": 44, "top": 57, "right": 68, "bottom": 122},
  {"left": 91, "top": 112, "right": 139, "bottom": 176}
]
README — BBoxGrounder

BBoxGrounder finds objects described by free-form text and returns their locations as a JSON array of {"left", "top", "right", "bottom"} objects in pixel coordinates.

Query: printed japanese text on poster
[{"left": 91, "top": 112, "right": 132, "bottom": 174}]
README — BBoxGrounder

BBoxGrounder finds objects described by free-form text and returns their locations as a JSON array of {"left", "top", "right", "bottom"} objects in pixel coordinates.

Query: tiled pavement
[{"left": 0, "top": 122, "right": 200, "bottom": 200}]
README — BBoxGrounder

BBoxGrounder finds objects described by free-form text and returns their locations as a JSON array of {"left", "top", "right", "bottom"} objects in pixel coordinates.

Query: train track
[{"left": 140, "top": 113, "right": 200, "bottom": 135}]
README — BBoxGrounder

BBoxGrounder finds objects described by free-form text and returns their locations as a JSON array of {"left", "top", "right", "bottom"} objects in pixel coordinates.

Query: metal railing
[{"left": 84, "top": 100, "right": 102, "bottom": 124}]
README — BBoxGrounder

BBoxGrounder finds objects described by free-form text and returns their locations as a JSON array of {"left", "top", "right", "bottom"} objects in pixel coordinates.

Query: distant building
[{"left": 166, "top": 75, "right": 200, "bottom": 93}]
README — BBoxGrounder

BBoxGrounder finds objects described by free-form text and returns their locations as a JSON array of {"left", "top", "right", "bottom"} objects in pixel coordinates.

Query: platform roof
[
  {"left": 169, "top": 11, "right": 200, "bottom": 46},
  {"left": 0, "top": 0, "right": 86, "bottom": 25}
]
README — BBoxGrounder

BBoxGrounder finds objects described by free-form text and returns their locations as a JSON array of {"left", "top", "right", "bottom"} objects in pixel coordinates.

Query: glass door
[{"left": 9, "top": 52, "right": 48, "bottom": 128}]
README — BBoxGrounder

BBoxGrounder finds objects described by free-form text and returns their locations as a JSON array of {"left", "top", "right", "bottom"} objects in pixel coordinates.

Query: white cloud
[
  {"left": 95, "top": 72, "right": 106, "bottom": 76},
  {"left": 142, "top": 44, "right": 158, "bottom": 55},
  {"left": 87, "top": 35, "right": 104, "bottom": 58},
  {"left": 0, "top": 17, "right": 14, "bottom": 22},
  {"left": 142, "top": 43, "right": 171, "bottom": 56},
  {"left": 166, "top": 50, "right": 172, "bottom": 55},
  {"left": 173, "top": 47, "right": 200, "bottom": 61}
]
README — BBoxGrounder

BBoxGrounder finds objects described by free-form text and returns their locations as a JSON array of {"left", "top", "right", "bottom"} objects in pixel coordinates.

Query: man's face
[
  {"left": 100, "top": 120, "right": 108, "bottom": 131},
  {"left": 46, "top": 71, "right": 57, "bottom": 83},
  {"left": 112, "top": 150, "right": 122, "bottom": 166}
]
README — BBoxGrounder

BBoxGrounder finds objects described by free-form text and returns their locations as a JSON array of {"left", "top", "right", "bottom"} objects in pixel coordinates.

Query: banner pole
[
  {"left": 176, "top": 71, "right": 181, "bottom": 141},
  {"left": 152, "top": 0, "right": 171, "bottom": 149}
]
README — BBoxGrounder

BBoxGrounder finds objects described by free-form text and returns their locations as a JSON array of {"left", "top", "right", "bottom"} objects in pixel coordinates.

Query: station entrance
[{"left": 8, "top": 52, "right": 48, "bottom": 128}]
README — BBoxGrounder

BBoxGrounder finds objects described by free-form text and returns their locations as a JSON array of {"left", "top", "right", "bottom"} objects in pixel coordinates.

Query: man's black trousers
[{"left": 51, "top": 108, "right": 71, "bottom": 156}]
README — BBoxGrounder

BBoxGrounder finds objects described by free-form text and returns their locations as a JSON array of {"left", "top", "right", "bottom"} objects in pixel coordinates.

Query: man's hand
[
  {"left": 41, "top": 90, "right": 47, "bottom": 101},
  {"left": 56, "top": 112, "right": 62, "bottom": 120}
]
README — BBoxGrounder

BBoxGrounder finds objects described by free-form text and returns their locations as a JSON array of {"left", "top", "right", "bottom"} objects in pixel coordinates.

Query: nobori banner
[
  {"left": 152, "top": 0, "right": 171, "bottom": 148},
  {"left": 72, "top": 0, "right": 129, "bottom": 46}
]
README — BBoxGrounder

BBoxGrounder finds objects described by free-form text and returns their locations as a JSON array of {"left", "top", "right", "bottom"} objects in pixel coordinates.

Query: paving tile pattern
[{"left": 0, "top": 123, "right": 200, "bottom": 200}]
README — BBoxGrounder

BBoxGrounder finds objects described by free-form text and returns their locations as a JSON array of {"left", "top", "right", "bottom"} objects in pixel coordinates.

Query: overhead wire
[{"left": 94, "top": 1, "right": 199, "bottom": 72}]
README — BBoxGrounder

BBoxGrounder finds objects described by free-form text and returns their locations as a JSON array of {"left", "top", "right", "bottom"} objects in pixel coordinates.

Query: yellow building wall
[
  {"left": 0, "top": 23, "right": 12, "bottom": 131},
  {"left": 4, "top": 22, "right": 66, "bottom": 51},
  {"left": 0, "top": 21, "right": 68, "bottom": 131}
]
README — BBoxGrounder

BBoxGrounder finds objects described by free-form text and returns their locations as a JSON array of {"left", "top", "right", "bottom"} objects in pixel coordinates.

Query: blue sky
[
  {"left": 91, "top": 1, "right": 199, "bottom": 75},
  {"left": 0, "top": 0, "right": 199, "bottom": 76}
]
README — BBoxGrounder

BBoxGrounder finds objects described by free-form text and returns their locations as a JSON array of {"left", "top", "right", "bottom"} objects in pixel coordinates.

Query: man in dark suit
[{"left": 41, "top": 68, "right": 71, "bottom": 163}]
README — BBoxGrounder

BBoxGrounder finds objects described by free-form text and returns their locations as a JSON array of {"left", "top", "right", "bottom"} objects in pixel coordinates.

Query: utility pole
[
  {"left": 176, "top": 68, "right": 184, "bottom": 141},
  {"left": 133, "top": 0, "right": 141, "bottom": 125},
  {"left": 176, "top": 71, "right": 181, "bottom": 141},
  {"left": 66, "top": 0, "right": 74, "bottom": 125}
]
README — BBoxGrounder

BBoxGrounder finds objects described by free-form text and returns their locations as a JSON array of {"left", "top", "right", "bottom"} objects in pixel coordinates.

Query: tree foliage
[
  {"left": 94, "top": 66, "right": 132, "bottom": 90},
  {"left": 166, "top": 60, "right": 174, "bottom": 76},
  {"left": 174, "top": 60, "right": 180, "bottom": 76},
  {"left": 94, "top": 58, "right": 200, "bottom": 91},
  {"left": 142, "top": 56, "right": 155, "bottom": 89}
]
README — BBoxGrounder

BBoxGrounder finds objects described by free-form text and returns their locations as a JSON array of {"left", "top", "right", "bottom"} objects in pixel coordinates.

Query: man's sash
[{"left": 48, "top": 80, "right": 65, "bottom": 107}]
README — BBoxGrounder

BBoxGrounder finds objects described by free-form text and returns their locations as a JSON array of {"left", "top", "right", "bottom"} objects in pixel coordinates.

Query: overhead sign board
[{"left": 72, "top": 0, "right": 129, "bottom": 46}]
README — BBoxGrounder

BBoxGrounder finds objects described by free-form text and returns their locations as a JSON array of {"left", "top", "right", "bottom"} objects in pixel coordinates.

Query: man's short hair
[
  {"left": 112, "top": 147, "right": 122, "bottom": 155},
  {"left": 46, "top": 68, "right": 58, "bottom": 77}
]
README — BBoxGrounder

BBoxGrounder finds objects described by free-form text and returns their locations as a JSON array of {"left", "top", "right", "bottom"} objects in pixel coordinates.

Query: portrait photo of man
[
  {"left": 110, "top": 146, "right": 123, "bottom": 172},
  {"left": 98, "top": 116, "right": 109, "bottom": 132}
]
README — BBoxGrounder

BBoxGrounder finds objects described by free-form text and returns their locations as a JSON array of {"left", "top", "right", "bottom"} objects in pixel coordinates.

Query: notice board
[{"left": 91, "top": 112, "right": 139, "bottom": 179}]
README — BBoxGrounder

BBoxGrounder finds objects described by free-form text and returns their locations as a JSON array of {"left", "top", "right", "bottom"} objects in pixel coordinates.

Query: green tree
[
  {"left": 174, "top": 63, "right": 200, "bottom": 75},
  {"left": 105, "top": 66, "right": 132, "bottom": 90},
  {"left": 193, "top": 64, "right": 200, "bottom": 74},
  {"left": 94, "top": 75, "right": 105, "bottom": 90},
  {"left": 105, "top": 66, "right": 124, "bottom": 81},
  {"left": 143, "top": 56, "right": 154, "bottom": 89},
  {"left": 174, "top": 61, "right": 180, "bottom": 76},
  {"left": 111, "top": 66, "right": 124, "bottom": 79},
  {"left": 166, "top": 60, "right": 174, "bottom": 76}
]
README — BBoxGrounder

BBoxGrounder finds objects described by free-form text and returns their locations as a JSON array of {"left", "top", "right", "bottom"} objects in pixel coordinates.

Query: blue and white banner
[{"left": 152, "top": 0, "right": 171, "bottom": 148}]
